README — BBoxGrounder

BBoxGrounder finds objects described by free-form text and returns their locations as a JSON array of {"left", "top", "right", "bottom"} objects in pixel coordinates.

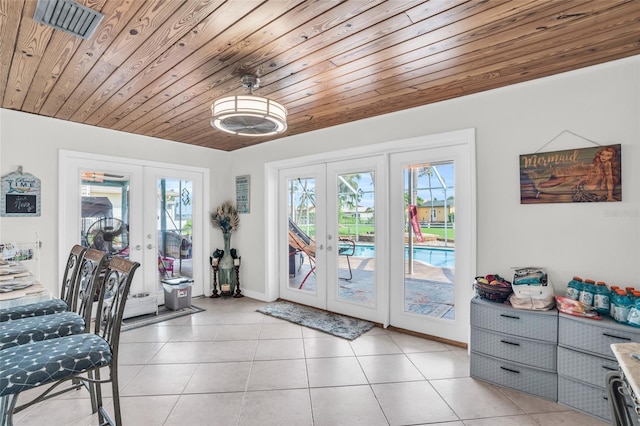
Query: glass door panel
[
  {"left": 80, "top": 171, "right": 131, "bottom": 258},
  {"left": 403, "top": 161, "right": 455, "bottom": 319},
  {"left": 335, "top": 170, "right": 375, "bottom": 307},
  {"left": 389, "top": 143, "right": 474, "bottom": 343},
  {"left": 155, "top": 178, "right": 193, "bottom": 292},
  {"left": 280, "top": 165, "right": 326, "bottom": 309},
  {"left": 287, "top": 176, "right": 317, "bottom": 292}
]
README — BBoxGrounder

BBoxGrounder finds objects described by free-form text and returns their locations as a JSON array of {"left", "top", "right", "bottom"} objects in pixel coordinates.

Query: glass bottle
[{"left": 566, "top": 276, "right": 583, "bottom": 301}]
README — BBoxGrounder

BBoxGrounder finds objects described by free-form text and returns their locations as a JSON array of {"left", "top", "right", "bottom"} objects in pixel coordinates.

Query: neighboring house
[
  {"left": 417, "top": 200, "right": 455, "bottom": 224},
  {"left": 341, "top": 206, "right": 374, "bottom": 221}
]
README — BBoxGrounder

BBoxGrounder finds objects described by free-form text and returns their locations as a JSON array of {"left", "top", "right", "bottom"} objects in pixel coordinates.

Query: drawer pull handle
[
  {"left": 602, "top": 365, "right": 617, "bottom": 371},
  {"left": 499, "top": 314, "right": 520, "bottom": 320},
  {"left": 500, "top": 366, "right": 520, "bottom": 374},
  {"left": 500, "top": 340, "right": 520, "bottom": 346},
  {"left": 602, "top": 333, "right": 631, "bottom": 341}
]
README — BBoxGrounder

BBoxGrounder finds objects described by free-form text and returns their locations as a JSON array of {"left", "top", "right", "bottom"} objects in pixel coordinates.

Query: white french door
[
  {"left": 269, "top": 129, "right": 475, "bottom": 340},
  {"left": 326, "top": 157, "right": 386, "bottom": 324},
  {"left": 279, "top": 157, "right": 386, "bottom": 324},
  {"left": 279, "top": 164, "right": 327, "bottom": 309},
  {"left": 143, "top": 167, "right": 202, "bottom": 303},
  {"left": 389, "top": 144, "right": 474, "bottom": 343},
  {"left": 59, "top": 151, "right": 207, "bottom": 300}
]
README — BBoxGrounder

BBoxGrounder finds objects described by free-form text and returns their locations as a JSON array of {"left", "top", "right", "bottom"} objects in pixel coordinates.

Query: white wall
[
  {"left": 231, "top": 55, "right": 640, "bottom": 297},
  {"left": 0, "top": 111, "right": 231, "bottom": 294},
  {"left": 1, "top": 55, "right": 639, "bottom": 300}
]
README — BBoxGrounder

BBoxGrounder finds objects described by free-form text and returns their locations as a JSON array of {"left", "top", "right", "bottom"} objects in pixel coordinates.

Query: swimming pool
[{"left": 351, "top": 244, "right": 455, "bottom": 269}]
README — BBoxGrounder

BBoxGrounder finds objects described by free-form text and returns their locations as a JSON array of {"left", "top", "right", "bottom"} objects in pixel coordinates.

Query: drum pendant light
[{"left": 211, "top": 75, "right": 287, "bottom": 137}]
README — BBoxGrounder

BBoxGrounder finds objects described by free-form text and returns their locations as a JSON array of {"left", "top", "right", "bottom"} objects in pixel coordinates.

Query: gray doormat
[
  {"left": 257, "top": 301, "right": 374, "bottom": 340},
  {"left": 121, "top": 305, "right": 204, "bottom": 332}
]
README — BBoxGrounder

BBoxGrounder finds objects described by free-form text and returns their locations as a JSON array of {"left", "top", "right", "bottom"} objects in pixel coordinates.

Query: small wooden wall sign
[
  {"left": 520, "top": 144, "right": 622, "bottom": 204},
  {"left": 1, "top": 170, "right": 41, "bottom": 217}
]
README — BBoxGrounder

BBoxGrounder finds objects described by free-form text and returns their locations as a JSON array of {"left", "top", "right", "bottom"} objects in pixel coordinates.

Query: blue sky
[{"left": 289, "top": 162, "right": 455, "bottom": 211}]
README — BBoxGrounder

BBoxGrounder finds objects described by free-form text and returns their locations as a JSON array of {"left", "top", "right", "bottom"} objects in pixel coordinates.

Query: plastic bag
[{"left": 509, "top": 266, "right": 555, "bottom": 310}]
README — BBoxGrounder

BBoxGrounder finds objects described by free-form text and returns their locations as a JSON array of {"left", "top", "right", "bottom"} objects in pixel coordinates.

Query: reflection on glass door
[
  {"left": 389, "top": 137, "right": 475, "bottom": 343},
  {"left": 156, "top": 178, "right": 193, "bottom": 292},
  {"left": 334, "top": 171, "right": 375, "bottom": 307},
  {"left": 326, "top": 156, "right": 385, "bottom": 324},
  {"left": 280, "top": 158, "right": 385, "bottom": 323},
  {"left": 281, "top": 164, "right": 326, "bottom": 309},
  {"left": 287, "top": 176, "right": 318, "bottom": 292},
  {"left": 81, "top": 171, "right": 131, "bottom": 258},
  {"left": 403, "top": 161, "right": 455, "bottom": 319}
]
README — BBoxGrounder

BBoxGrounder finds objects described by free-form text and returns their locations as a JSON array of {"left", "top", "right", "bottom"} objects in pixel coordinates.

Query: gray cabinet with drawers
[
  {"left": 470, "top": 297, "right": 559, "bottom": 401},
  {"left": 558, "top": 313, "right": 640, "bottom": 422}
]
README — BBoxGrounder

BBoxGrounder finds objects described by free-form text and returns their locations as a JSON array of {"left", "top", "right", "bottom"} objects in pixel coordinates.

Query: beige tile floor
[{"left": 13, "top": 296, "right": 608, "bottom": 426}]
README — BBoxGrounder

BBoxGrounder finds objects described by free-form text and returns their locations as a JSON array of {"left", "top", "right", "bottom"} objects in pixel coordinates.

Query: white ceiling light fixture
[{"left": 211, "top": 75, "right": 287, "bottom": 137}]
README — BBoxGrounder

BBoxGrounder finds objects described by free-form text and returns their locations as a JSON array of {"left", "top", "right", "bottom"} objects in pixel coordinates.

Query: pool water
[{"left": 352, "top": 244, "right": 455, "bottom": 269}]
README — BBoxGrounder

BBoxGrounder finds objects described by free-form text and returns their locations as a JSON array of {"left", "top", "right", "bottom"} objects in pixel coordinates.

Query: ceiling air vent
[{"left": 34, "top": 0, "right": 104, "bottom": 40}]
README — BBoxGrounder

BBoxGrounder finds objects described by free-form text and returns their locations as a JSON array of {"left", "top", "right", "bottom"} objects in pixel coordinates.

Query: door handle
[
  {"left": 327, "top": 246, "right": 333, "bottom": 252},
  {"left": 147, "top": 244, "right": 153, "bottom": 249},
  {"left": 318, "top": 244, "right": 324, "bottom": 250},
  {"left": 135, "top": 245, "right": 142, "bottom": 250}
]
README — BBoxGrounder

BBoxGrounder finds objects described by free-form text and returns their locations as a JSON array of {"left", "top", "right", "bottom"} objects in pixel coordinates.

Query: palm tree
[
  {"left": 289, "top": 178, "right": 316, "bottom": 234},
  {"left": 419, "top": 166, "right": 435, "bottom": 224},
  {"left": 338, "top": 174, "right": 363, "bottom": 212}
]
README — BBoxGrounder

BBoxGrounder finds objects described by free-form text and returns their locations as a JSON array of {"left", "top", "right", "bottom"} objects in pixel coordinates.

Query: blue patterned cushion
[
  {"left": 0, "top": 334, "right": 111, "bottom": 396},
  {"left": 0, "top": 299, "right": 68, "bottom": 322},
  {"left": 0, "top": 312, "right": 85, "bottom": 350}
]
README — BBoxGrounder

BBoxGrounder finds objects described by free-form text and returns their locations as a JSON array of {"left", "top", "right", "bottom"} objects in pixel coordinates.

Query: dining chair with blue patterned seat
[
  {"left": 0, "top": 256, "right": 140, "bottom": 426},
  {"left": 0, "top": 249, "right": 106, "bottom": 352},
  {"left": 0, "top": 245, "right": 87, "bottom": 322}
]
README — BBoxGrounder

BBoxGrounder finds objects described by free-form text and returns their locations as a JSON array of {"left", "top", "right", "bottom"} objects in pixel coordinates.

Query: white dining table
[{"left": 0, "top": 261, "right": 51, "bottom": 309}]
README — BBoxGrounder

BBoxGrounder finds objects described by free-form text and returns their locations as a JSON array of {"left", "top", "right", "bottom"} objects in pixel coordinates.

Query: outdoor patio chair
[
  {"left": 0, "top": 249, "right": 106, "bottom": 351},
  {"left": 337, "top": 238, "right": 356, "bottom": 281},
  {"left": 288, "top": 219, "right": 355, "bottom": 288},
  {"left": 0, "top": 245, "right": 87, "bottom": 322},
  {"left": 0, "top": 256, "right": 140, "bottom": 426}
]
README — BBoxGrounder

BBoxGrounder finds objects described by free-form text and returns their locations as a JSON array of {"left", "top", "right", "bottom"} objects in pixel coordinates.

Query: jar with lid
[
  {"left": 566, "top": 277, "right": 583, "bottom": 301},
  {"left": 593, "top": 281, "right": 610, "bottom": 315},
  {"left": 579, "top": 279, "right": 596, "bottom": 307}
]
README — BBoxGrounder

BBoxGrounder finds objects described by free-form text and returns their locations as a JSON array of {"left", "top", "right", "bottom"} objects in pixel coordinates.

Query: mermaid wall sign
[
  {"left": 520, "top": 144, "right": 622, "bottom": 204},
  {"left": 1, "top": 167, "right": 41, "bottom": 216}
]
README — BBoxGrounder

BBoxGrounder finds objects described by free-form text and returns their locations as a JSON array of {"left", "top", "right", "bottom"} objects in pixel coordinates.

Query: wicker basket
[{"left": 474, "top": 278, "right": 513, "bottom": 303}]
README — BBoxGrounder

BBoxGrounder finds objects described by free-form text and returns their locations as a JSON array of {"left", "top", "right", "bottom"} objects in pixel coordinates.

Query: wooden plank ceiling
[{"left": 1, "top": 0, "right": 639, "bottom": 152}]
